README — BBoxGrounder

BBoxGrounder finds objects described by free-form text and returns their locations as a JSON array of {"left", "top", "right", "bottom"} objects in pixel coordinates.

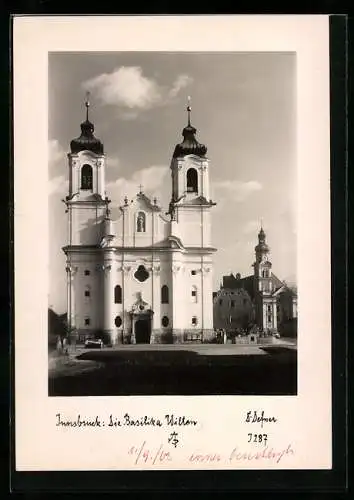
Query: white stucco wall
[{"left": 65, "top": 141, "right": 216, "bottom": 342}]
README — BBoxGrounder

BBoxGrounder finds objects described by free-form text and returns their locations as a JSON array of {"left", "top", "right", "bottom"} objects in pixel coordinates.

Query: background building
[
  {"left": 213, "top": 227, "right": 297, "bottom": 335},
  {"left": 213, "top": 286, "right": 254, "bottom": 332}
]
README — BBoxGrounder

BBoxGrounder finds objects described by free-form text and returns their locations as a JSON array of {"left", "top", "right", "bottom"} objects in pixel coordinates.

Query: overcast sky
[{"left": 49, "top": 52, "right": 297, "bottom": 314}]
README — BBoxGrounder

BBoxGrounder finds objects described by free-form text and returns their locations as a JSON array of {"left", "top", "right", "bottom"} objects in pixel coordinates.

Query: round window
[
  {"left": 115, "top": 316, "right": 122, "bottom": 328},
  {"left": 161, "top": 316, "right": 169, "bottom": 327}
]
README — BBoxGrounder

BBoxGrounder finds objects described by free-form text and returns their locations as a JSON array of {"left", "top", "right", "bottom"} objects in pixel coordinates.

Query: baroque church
[
  {"left": 63, "top": 96, "right": 217, "bottom": 345},
  {"left": 213, "top": 227, "right": 297, "bottom": 336}
]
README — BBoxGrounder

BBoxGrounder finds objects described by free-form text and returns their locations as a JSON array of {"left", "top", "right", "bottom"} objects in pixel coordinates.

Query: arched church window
[
  {"left": 136, "top": 211, "right": 146, "bottom": 232},
  {"left": 191, "top": 285, "right": 198, "bottom": 303},
  {"left": 161, "top": 316, "right": 169, "bottom": 327},
  {"left": 115, "top": 316, "right": 122, "bottom": 328},
  {"left": 114, "top": 285, "right": 122, "bottom": 304},
  {"left": 81, "top": 164, "right": 93, "bottom": 190},
  {"left": 186, "top": 168, "right": 198, "bottom": 193},
  {"left": 161, "top": 285, "right": 169, "bottom": 304}
]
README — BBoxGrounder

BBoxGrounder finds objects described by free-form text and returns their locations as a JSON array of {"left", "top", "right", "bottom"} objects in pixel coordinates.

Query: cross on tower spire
[
  {"left": 187, "top": 95, "right": 191, "bottom": 126},
  {"left": 138, "top": 184, "right": 143, "bottom": 193},
  {"left": 85, "top": 91, "right": 90, "bottom": 121}
]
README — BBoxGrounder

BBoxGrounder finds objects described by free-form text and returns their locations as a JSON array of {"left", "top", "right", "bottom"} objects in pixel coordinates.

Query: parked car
[{"left": 84, "top": 338, "right": 104, "bottom": 349}]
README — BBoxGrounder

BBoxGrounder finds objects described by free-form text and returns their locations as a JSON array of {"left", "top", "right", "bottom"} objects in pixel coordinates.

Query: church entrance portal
[{"left": 135, "top": 319, "right": 151, "bottom": 344}]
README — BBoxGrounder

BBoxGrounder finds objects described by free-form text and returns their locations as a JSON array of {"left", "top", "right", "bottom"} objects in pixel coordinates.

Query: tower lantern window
[
  {"left": 186, "top": 168, "right": 198, "bottom": 193},
  {"left": 81, "top": 164, "right": 93, "bottom": 190}
]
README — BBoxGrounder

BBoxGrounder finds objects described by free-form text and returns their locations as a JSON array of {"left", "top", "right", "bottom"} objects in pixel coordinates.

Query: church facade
[
  {"left": 213, "top": 228, "right": 297, "bottom": 336},
  {"left": 63, "top": 98, "right": 217, "bottom": 345}
]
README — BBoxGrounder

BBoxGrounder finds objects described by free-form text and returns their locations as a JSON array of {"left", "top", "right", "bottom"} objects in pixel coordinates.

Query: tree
[
  {"left": 63, "top": 319, "right": 78, "bottom": 348},
  {"left": 48, "top": 308, "right": 66, "bottom": 350}
]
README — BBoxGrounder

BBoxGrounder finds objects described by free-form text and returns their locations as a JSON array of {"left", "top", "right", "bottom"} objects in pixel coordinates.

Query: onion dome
[
  {"left": 255, "top": 225, "right": 269, "bottom": 253},
  {"left": 70, "top": 92, "right": 104, "bottom": 155},
  {"left": 255, "top": 241, "right": 269, "bottom": 253},
  {"left": 258, "top": 227, "right": 266, "bottom": 243},
  {"left": 173, "top": 97, "right": 207, "bottom": 158}
]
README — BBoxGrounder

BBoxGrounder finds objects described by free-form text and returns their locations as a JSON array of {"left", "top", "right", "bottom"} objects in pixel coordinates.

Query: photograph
[
  {"left": 14, "top": 15, "right": 335, "bottom": 476},
  {"left": 48, "top": 51, "right": 298, "bottom": 397}
]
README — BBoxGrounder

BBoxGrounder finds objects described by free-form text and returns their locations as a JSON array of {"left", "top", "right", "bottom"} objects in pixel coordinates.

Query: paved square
[{"left": 49, "top": 342, "right": 297, "bottom": 397}]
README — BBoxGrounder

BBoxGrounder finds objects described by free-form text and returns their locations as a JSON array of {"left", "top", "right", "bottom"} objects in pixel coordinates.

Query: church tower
[
  {"left": 65, "top": 92, "right": 109, "bottom": 245},
  {"left": 168, "top": 98, "right": 217, "bottom": 342},
  {"left": 253, "top": 226, "right": 277, "bottom": 331},
  {"left": 63, "top": 93, "right": 109, "bottom": 334},
  {"left": 254, "top": 226, "right": 272, "bottom": 290},
  {"left": 169, "top": 97, "right": 215, "bottom": 243}
]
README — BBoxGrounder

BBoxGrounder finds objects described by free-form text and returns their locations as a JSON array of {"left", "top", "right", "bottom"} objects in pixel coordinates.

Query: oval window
[
  {"left": 161, "top": 316, "right": 169, "bottom": 327},
  {"left": 115, "top": 316, "right": 122, "bottom": 328}
]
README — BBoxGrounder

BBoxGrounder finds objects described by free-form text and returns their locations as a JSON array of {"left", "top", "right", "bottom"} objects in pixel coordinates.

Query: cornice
[
  {"left": 63, "top": 244, "right": 217, "bottom": 254},
  {"left": 64, "top": 196, "right": 109, "bottom": 206},
  {"left": 175, "top": 199, "right": 217, "bottom": 208}
]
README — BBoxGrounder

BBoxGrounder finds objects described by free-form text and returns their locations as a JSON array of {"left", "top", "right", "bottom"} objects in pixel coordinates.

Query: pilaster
[
  {"left": 66, "top": 264, "right": 78, "bottom": 329},
  {"left": 122, "top": 263, "right": 132, "bottom": 343},
  {"left": 151, "top": 264, "right": 161, "bottom": 333},
  {"left": 103, "top": 250, "right": 116, "bottom": 344},
  {"left": 171, "top": 260, "right": 185, "bottom": 335},
  {"left": 272, "top": 302, "right": 278, "bottom": 331},
  {"left": 262, "top": 302, "right": 267, "bottom": 329}
]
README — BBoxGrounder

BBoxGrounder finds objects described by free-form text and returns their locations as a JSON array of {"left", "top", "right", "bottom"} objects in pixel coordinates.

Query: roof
[
  {"left": 173, "top": 124, "right": 207, "bottom": 158},
  {"left": 221, "top": 273, "right": 254, "bottom": 297},
  {"left": 119, "top": 191, "right": 162, "bottom": 212},
  {"left": 221, "top": 272, "right": 288, "bottom": 300},
  {"left": 214, "top": 286, "right": 252, "bottom": 302},
  {"left": 70, "top": 120, "right": 104, "bottom": 155}
]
